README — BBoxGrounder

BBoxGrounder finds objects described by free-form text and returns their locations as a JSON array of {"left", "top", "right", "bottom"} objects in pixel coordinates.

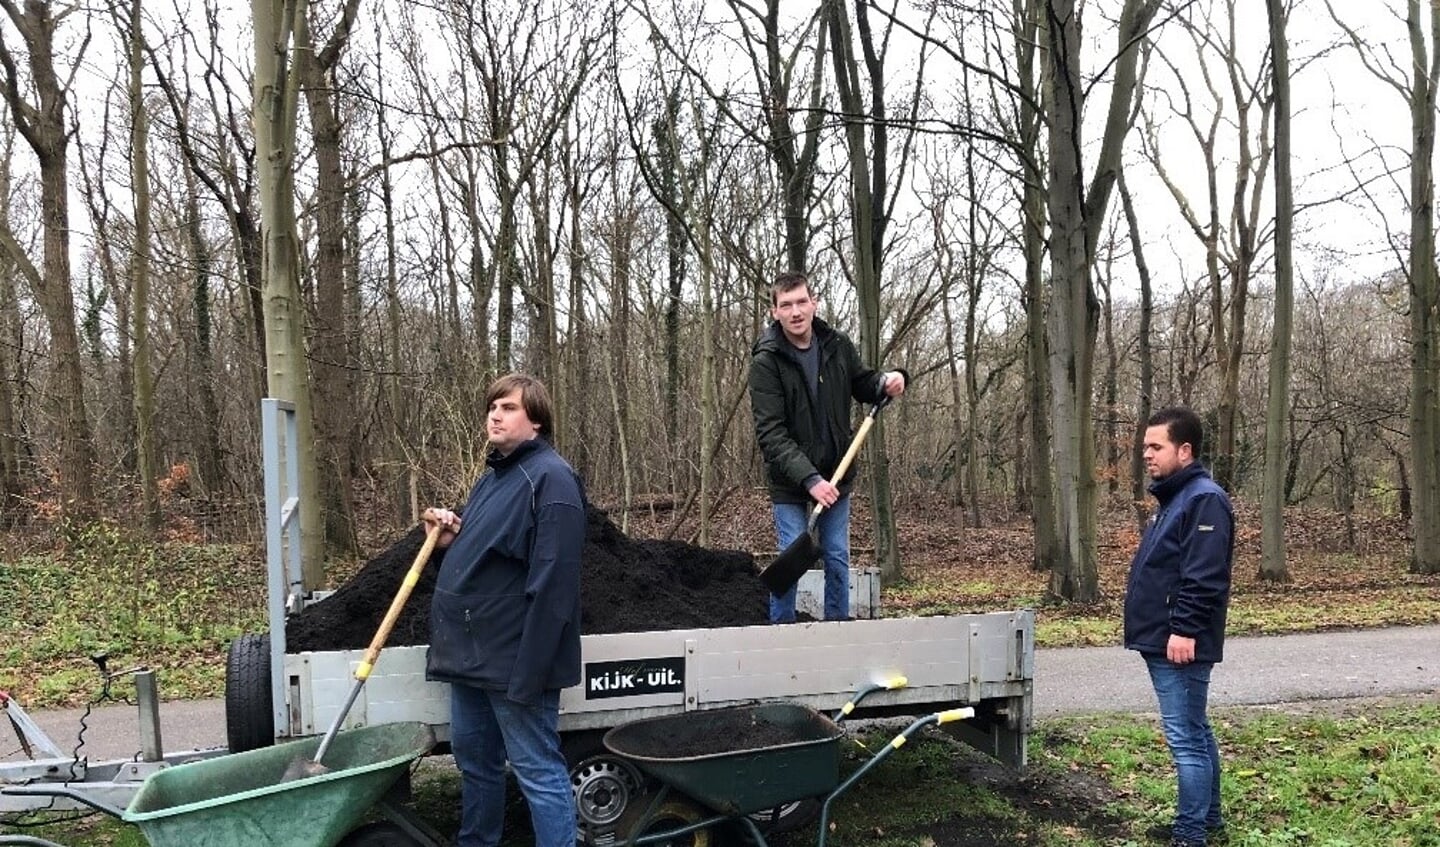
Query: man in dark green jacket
[{"left": 749, "top": 270, "right": 906, "bottom": 623}]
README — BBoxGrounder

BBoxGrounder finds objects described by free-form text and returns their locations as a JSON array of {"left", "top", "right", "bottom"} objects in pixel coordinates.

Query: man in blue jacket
[
  {"left": 1125, "top": 407, "right": 1234, "bottom": 847},
  {"left": 423, "top": 374, "right": 583, "bottom": 847}
]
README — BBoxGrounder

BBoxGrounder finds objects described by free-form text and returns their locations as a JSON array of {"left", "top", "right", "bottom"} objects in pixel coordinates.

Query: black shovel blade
[{"left": 758, "top": 532, "right": 821, "bottom": 595}]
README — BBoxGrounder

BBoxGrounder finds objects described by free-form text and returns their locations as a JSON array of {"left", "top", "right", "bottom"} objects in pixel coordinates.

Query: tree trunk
[
  {"left": 0, "top": 128, "right": 20, "bottom": 514},
  {"left": 657, "top": 91, "right": 686, "bottom": 486},
  {"left": 182, "top": 158, "right": 223, "bottom": 496},
  {"left": 1023, "top": 179, "right": 1060, "bottom": 574},
  {"left": 1118, "top": 169, "right": 1153, "bottom": 530},
  {"left": 1259, "top": 0, "right": 1293, "bottom": 582},
  {"left": 253, "top": 0, "right": 325, "bottom": 588},
  {"left": 1409, "top": 0, "right": 1440, "bottom": 574},
  {"left": 1043, "top": 0, "right": 1160, "bottom": 602},
  {"left": 1018, "top": 0, "right": 1060, "bottom": 572},
  {"left": 295, "top": 0, "right": 362, "bottom": 558},
  {"left": 1043, "top": 0, "right": 1099, "bottom": 602},
  {"left": 827, "top": 0, "right": 904, "bottom": 582},
  {"left": 0, "top": 0, "right": 97, "bottom": 514},
  {"left": 126, "top": 0, "right": 159, "bottom": 531}
]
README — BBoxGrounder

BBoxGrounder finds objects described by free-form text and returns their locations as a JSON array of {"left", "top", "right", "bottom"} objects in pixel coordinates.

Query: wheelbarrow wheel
[
  {"left": 336, "top": 821, "right": 424, "bottom": 846},
  {"left": 747, "top": 797, "right": 821, "bottom": 835},
  {"left": 614, "top": 797, "right": 712, "bottom": 847}
]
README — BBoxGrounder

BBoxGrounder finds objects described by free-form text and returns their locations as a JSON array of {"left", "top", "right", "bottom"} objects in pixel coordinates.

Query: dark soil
[
  {"left": 608, "top": 704, "right": 838, "bottom": 759},
  {"left": 285, "top": 506, "right": 770, "bottom": 652}
]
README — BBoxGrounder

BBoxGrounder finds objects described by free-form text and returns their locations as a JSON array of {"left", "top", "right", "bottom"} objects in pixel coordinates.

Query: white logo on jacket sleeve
[{"left": 1198, "top": 524, "right": 1214, "bottom": 531}]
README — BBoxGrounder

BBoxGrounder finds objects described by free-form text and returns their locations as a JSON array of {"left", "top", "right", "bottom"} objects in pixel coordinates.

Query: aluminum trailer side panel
[{"left": 283, "top": 610, "right": 1034, "bottom": 748}]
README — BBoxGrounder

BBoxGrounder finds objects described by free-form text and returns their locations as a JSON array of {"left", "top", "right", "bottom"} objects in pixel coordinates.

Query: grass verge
[{"left": 10, "top": 698, "right": 1439, "bottom": 846}]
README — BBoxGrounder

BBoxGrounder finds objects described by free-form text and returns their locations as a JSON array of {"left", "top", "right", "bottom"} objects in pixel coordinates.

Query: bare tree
[
  {"left": 1042, "top": 0, "right": 1162, "bottom": 602},
  {"left": 825, "top": 0, "right": 935, "bottom": 582},
  {"left": 1327, "top": 0, "right": 1440, "bottom": 574},
  {"left": 0, "top": 0, "right": 97, "bottom": 513},
  {"left": 252, "top": 0, "right": 324, "bottom": 586},
  {"left": 1260, "top": 0, "right": 1294, "bottom": 582},
  {"left": 0, "top": 109, "right": 21, "bottom": 515},
  {"left": 724, "top": 0, "right": 828, "bottom": 272},
  {"left": 1141, "top": 0, "right": 1274, "bottom": 491},
  {"left": 1118, "top": 168, "right": 1154, "bottom": 530},
  {"left": 295, "top": 0, "right": 362, "bottom": 557},
  {"left": 115, "top": 0, "right": 161, "bottom": 530}
]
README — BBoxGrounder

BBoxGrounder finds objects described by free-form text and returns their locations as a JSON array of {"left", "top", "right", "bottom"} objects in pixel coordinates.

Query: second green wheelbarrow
[
  {"left": 602, "top": 681, "right": 974, "bottom": 847},
  {"left": 0, "top": 721, "right": 436, "bottom": 847}
]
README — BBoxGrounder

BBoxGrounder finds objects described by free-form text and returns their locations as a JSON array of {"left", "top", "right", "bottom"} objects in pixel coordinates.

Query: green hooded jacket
[{"left": 748, "top": 317, "right": 893, "bottom": 504}]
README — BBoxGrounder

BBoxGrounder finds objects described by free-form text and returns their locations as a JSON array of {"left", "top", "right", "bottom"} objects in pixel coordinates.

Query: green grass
[
  {"left": 1042, "top": 702, "right": 1440, "bottom": 847},
  {"left": 0, "top": 521, "right": 265, "bottom": 707}
]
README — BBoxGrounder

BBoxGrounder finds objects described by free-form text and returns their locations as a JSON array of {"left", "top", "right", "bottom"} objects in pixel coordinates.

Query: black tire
[
  {"left": 747, "top": 797, "right": 821, "bottom": 835},
  {"left": 336, "top": 821, "right": 423, "bottom": 847},
  {"left": 224, "top": 632, "right": 274, "bottom": 753}
]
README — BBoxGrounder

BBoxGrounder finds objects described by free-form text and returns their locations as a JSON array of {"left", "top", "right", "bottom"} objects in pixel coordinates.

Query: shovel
[
  {"left": 281, "top": 522, "right": 443, "bottom": 781},
  {"left": 758, "top": 397, "right": 891, "bottom": 596}
]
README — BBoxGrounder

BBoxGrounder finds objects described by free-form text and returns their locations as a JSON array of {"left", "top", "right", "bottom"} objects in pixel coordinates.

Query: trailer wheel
[
  {"left": 570, "top": 752, "right": 644, "bottom": 837},
  {"left": 564, "top": 732, "right": 647, "bottom": 844},
  {"left": 225, "top": 632, "right": 274, "bottom": 753}
]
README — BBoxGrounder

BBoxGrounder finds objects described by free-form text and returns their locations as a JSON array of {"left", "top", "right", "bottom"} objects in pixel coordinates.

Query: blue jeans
[
  {"left": 770, "top": 497, "right": 851, "bottom": 623},
  {"left": 449, "top": 684, "right": 575, "bottom": 847},
  {"left": 1144, "top": 654, "right": 1223, "bottom": 842}
]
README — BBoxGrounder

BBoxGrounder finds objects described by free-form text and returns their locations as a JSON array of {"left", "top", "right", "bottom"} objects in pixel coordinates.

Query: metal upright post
[
  {"left": 261, "top": 398, "right": 301, "bottom": 741},
  {"left": 134, "top": 671, "right": 163, "bottom": 762}
]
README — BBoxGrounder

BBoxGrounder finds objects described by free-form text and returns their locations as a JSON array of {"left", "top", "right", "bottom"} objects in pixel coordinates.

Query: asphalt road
[{"left": 15, "top": 625, "right": 1440, "bottom": 763}]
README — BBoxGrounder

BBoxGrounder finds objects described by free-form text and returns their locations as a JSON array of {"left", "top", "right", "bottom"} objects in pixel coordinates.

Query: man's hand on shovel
[{"left": 422, "top": 507, "right": 462, "bottom": 548}]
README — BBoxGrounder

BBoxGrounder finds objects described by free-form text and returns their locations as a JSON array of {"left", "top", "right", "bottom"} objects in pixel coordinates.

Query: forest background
[{"left": 1, "top": 0, "right": 1439, "bottom": 606}]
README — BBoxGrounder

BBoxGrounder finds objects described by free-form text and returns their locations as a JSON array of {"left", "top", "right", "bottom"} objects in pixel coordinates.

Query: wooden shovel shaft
[
  {"left": 355, "top": 523, "right": 442, "bottom": 682},
  {"left": 310, "top": 522, "right": 442, "bottom": 768},
  {"left": 808, "top": 406, "right": 883, "bottom": 528}
]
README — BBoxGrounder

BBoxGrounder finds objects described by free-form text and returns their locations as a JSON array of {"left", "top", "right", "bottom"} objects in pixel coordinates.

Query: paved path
[
  {"left": 16, "top": 625, "right": 1440, "bottom": 763},
  {"left": 1034, "top": 624, "right": 1439, "bottom": 717}
]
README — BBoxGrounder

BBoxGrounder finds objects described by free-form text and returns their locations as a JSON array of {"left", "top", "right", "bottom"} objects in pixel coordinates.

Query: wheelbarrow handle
[{"left": 0, "top": 784, "right": 126, "bottom": 819}]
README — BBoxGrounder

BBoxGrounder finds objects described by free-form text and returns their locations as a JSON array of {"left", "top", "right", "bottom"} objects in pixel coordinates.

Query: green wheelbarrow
[
  {"left": 601, "top": 680, "right": 974, "bottom": 847},
  {"left": 1, "top": 721, "right": 436, "bottom": 847}
]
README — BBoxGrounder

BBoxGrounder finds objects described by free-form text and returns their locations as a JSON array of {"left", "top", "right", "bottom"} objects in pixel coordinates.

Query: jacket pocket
[{"left": 426, "top": 588, "right": 526, "bottom": 682}]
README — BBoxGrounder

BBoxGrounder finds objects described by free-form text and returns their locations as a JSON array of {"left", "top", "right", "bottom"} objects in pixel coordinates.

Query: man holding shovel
[
  {"left": 749, "top": 270, "right": 907, "bottom": 624},
  {"left": 422, "top": 373, "right": 584, "bottom": 847}
]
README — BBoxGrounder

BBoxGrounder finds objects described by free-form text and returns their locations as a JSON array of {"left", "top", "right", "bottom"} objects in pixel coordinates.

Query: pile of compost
[{"left": 285, "top": 506, "right": 769, "bottom": 652}]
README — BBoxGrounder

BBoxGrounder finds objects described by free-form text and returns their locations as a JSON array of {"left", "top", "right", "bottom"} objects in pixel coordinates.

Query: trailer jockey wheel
[
  {"left": 613, "top": 796, "right": 711, "bottom": 847},
  {"left": 571, "top": 752, "right": 645, "bottom": 838}
]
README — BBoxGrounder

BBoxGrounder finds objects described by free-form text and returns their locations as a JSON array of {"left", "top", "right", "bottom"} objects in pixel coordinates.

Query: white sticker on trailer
[{"left": 584, "top": 656, "right": 686, "bottom": 699}]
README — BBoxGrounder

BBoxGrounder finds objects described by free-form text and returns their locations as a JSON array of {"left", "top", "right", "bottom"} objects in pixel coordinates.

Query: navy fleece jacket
[
  {"left": 425, "top": 438, "right": 584, "bottom": 705},
  {"left": 1123, "top": 462, "right": 1234, "bottom": 663}
]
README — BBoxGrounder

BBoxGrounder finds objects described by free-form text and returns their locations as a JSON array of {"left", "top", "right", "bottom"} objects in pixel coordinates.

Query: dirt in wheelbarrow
[{"left": 285, "top": 505, "right": 770, "bottom": 651}]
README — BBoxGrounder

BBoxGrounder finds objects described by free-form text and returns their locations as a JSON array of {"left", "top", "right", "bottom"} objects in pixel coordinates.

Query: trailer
[{"left": 218, "top": 401, "right": 1036, "bottom": 843}]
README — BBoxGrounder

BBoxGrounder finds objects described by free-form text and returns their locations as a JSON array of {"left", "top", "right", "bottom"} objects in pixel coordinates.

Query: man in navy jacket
[
  {"left": 423, "top": 374, "right": 583, "bottom": 847},
  {"left": 1124, "top": 407, "right": 1234, "bottom": 847}
]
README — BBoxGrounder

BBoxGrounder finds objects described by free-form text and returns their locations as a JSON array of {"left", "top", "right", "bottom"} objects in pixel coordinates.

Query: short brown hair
[
  {"left": 771, "top": 270, "right": 813, "bottom": 306},
  {"left": 486, "top": 373, "right": 555, "bottom": 439},
  {"left": 1147, "top": 406, "right": 1204, "bottom": 456}
]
